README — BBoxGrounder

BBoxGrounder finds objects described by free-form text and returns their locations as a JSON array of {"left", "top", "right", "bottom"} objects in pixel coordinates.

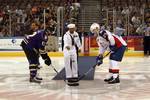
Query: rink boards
[
  {"left": 0, "top": 51, "right": 144, "bottom": 57},
  {"left": 0, "top": 36, "right": 144, "bottom": 57}
]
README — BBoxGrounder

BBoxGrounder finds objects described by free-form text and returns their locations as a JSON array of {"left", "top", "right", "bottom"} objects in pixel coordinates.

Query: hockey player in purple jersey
[{"left": 20, "top": 22, "right": 51, "bottom": 83}]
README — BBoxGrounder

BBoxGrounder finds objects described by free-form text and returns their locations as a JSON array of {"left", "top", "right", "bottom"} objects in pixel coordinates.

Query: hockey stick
[
  {"left": 50, "top": 64, "right": 59, "bottom": 74},
  {"left": 78, "top": 51, "right": 111, "bottom": 81}
]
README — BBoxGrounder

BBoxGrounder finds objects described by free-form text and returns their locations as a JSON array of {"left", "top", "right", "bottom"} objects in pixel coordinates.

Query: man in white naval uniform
[
  {"left": 63, "top": 23, "right": 81, "bottom": 86},
  {"left": 90, "top": 23, "right": 127, "bottom": 84}
]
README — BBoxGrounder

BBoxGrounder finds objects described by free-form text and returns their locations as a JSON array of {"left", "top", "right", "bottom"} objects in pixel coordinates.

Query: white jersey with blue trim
[{"left": 97, "top": 30, "right": 127, "bottom": 54}]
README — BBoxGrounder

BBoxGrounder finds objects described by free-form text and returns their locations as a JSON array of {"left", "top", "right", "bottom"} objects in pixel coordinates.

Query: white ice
[{"left": 0, "top": 56, "right": 150, "bottom": 100}]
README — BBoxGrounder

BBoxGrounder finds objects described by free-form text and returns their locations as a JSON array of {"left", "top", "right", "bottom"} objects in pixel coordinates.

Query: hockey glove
[
  {"left": 45, "top": 57, "right": 51, "bottom": 66},
  {"left": 96, "top": 54, "right": 103, "bottom": 66},
  {"left": 41, "top": 53, "right": 52, "bottom": 66}
]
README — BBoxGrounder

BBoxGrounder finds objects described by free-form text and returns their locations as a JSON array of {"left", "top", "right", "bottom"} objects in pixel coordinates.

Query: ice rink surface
[{"left": 0, "top": 56, "right": 150, "bottom": 100}]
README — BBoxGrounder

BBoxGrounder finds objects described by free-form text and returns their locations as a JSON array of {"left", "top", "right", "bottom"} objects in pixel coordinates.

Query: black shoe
[
  {"left": 67, "top": 78, "right": 79, "bottom": 86},
  {"left": 30, "top": 77, "right": 41, "bottom": 83},
  {"left": 35, "top": 77, "right": 43, "bottom": 80},
  {"left": 69, "top": 78, "right": 79, "bottom": 82},
  {"left": 67, "top": 82, "right": 79, "bottom": 86},
  {"left": 108, "top": 76, "right": 120, "bottom": 84},
  {"left": 104, "top": 76, "right": 113, "bottom": 82},
  {"left": 67, "top": 78, "right": 79, "bottom": 82}
]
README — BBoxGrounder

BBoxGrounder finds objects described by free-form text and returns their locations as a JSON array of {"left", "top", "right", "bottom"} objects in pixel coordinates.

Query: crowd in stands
[
  {"left": 0, "top": 0, "right": 149, "bottom": 37},
  {"left": 0, "top": 1, "right": 58, "bottom": 37},
  {"left": 100, "top": 2, "right": 150, "bottom": 36},
  {"left": 0, "top": 0, "right": 80, "bottom": 37}
]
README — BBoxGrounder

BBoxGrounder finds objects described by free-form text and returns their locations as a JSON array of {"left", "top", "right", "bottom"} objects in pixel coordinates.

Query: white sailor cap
[{"left": 67, "top": 24, "right": 75, "bottom": 28}]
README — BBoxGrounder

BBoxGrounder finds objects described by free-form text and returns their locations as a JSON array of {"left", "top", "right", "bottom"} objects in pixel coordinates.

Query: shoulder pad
[{"left": 99, "top": 30, "right": 106, "bottom": 36}]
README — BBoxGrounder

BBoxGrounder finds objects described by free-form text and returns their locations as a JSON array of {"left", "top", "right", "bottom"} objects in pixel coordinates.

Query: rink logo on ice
[
  {"left": 11, "top": 39, "right": 17, "bottom": 44},
  {"left": 0, "top": 38, "right": 23, "bottom": 51}
]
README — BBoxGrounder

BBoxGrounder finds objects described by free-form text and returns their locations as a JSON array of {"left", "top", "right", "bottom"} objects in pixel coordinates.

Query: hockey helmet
[{"left": 90, "top": 23, "right": 100, "bottom": 34}]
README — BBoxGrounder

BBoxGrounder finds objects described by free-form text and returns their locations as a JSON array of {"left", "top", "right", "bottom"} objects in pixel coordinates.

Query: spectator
[
  {"left": 77, "top": 27, "right": 83, "bottom": 43},
  {"left": 0, "top": 27, "right": 4, "bottom": 37},
  {"left": 143, "top": 23, "right": 150, "bottom": 56}
]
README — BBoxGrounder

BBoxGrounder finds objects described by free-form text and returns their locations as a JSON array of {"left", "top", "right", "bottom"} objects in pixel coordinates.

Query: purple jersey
[{"left": 23, "top": 30, "right": 48, "bottom": 51}]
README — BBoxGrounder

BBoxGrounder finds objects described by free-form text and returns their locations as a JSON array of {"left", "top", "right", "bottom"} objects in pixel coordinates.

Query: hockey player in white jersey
[
  {"left": 90, "top": 23, "right": 127, "bottom": 84},
  {"left": 63, "top": 23, "right": 81, "bottom": 86}
]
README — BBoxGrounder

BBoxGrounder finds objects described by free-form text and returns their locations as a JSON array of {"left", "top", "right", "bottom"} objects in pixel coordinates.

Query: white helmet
[{"left": 90, "top": 23, "right": 100, "bottom": 34}]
